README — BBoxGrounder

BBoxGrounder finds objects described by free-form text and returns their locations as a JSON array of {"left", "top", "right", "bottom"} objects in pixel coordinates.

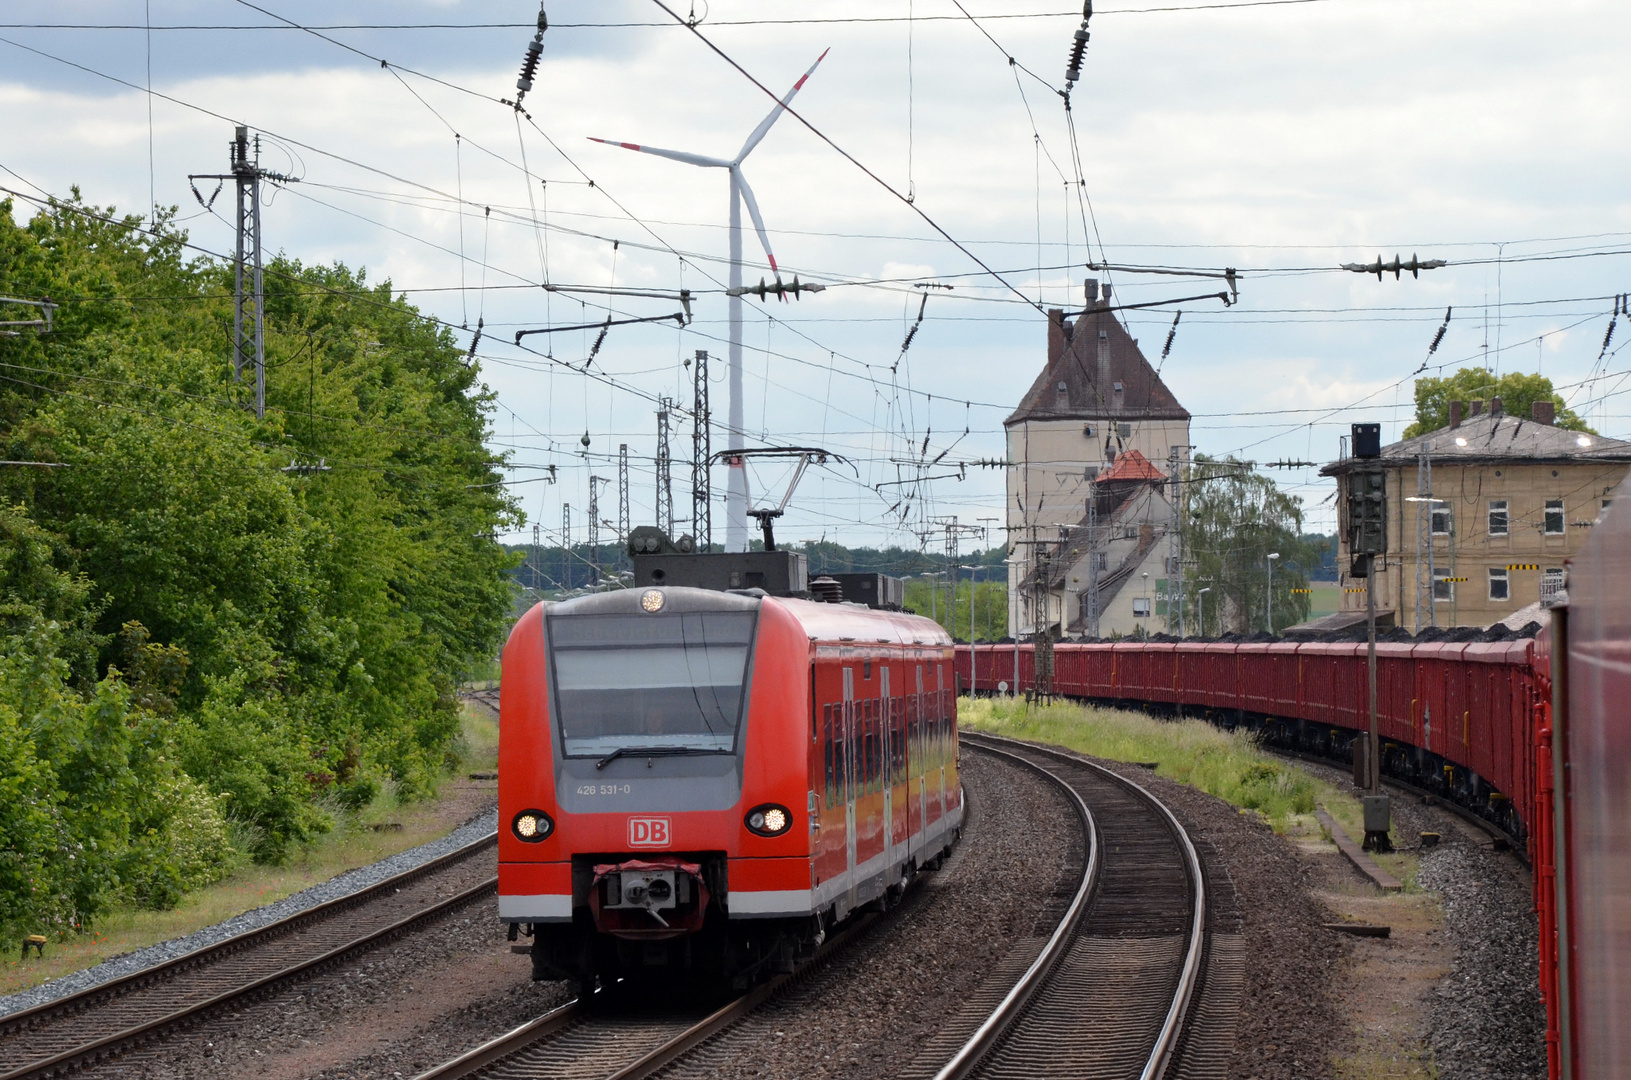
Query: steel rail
[
  {"left": 412, "top": 909, "right": 882, "bottom": 1080},
  {"left": 408, "top": 997, "right": 585, "bottom": 1080},
  {"left": 0, "top": 831, "right": 498, "bottom": 1080},
  {"left": 931, "top": 740, "right": 1100, "bottom": 1080},
  {"left": 950, "top": 731, "right": 1207, "bottom": 1080}
]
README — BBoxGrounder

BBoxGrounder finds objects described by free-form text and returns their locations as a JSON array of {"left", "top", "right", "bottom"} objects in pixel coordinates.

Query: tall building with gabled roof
[{"left": 1006, "top": 280, "right": 1191, "bottom": 636}]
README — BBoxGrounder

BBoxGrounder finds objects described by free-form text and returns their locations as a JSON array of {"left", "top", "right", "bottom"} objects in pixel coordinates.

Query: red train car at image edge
[
  {"left": 953, "top": 475, "right": 1631, "bottom": 1080},
  {"left": 498, "top": 586, "right": 961, "bottom": 987}
]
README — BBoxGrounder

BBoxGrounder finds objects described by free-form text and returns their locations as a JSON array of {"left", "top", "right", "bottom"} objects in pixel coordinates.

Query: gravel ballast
[
  {"left": 1091, "top": 758, "right": 1348, "bottom": 1080},
  {"left": 66, "top": 751, "right": 1077, "bottom": 1080},
  {"left": 1277, "top": 751, "right": 1548, "bottom": 1078},
  {"left": 1418, "top": 837, "right": 1546, "bottom": 1079},
  {"left": 649, "top": 748, "right": 1082, "bottom": 1080},
  {"left": 0, "top": 809, "right": 498, "bottom": 1020}
]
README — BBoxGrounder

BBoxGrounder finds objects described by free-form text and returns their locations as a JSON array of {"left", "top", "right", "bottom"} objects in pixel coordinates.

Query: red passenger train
[{"left": 498, "top": 585, "right": 961, "bottom": 985}]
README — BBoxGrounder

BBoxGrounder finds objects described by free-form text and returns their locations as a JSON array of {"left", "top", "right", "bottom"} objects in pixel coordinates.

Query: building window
[
  {"left": 1132, "top": 598, "right": 1151, "bottom": 617},
  {"left": 1116, "top": 422, "right": 1132, "bottom": 438},
  {"left": 1431, "top": 504, "right": 1452, "bottom": 535},
  {"left": 1601, "top": 498, "right": 1613, "bottom": 520},
  {"left": 1544, "top": 499, "right": 1565, "bottom": 534},
  {"left": 1488, "top": 500, "right": 1508, "bottom": 536},
  {"left": 1433, "top": 570, "right": 1455, "bottom": 601},
  {"left": 1488, "top": 567, "right": 1509, "bottom": 601},
  {"left": 1541, "top": 568, "right": 1565, "bottom": 605}
]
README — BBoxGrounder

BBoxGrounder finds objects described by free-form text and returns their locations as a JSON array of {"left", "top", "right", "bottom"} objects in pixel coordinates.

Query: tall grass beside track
[{"left": 959, "top": 696, "right": 1318, "bottom": 829}]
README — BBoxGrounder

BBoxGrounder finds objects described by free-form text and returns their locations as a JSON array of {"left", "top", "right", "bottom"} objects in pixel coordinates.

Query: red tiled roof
[{"left": 1095, "top": 448, "right": 1166, "bottom": 484}]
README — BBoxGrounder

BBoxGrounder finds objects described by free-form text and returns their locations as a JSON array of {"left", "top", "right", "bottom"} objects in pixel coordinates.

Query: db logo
[{"left": 628, "top": 816, "right": 671, "bottom": 848}]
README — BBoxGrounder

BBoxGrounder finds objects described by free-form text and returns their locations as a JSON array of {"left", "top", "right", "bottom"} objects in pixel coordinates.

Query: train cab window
[{"left": 547, "top": 608, "right": 755, "bottom": 758}]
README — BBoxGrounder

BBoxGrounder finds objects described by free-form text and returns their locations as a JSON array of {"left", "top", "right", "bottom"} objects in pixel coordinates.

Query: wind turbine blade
[
  {"left": 587, "top": 138, "right": 730, "bottom": 169},
  {"left": 736, "top": 48, "right": 829, "bottom": 163},
  {"left": 735, "top": 168, "right": 778, "bottom": 276}
]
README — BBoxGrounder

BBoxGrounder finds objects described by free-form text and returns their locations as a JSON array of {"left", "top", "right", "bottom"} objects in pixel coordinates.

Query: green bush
[{"left": 961, "top": 696, "right": 1318, "bottom": 827}]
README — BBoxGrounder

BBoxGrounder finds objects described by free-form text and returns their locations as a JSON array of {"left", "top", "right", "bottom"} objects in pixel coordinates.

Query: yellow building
[
  {"left": 1005, "top": 280, "right": 1191, "bottom": 635},
  {"left": 1322, "top": 399, "right": 1631, "bottom": 631}
]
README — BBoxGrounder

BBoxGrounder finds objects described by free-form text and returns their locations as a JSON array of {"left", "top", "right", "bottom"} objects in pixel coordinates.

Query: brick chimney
[
  {"left": 1047, "top": 308, "right": 1066, "bottom": 367},
  {"left": 1491, "top": 396, "right": 1504, "bottom": 416},
  {"left": 1531, "top": 400, "right": 1556, "bottom": 425},
  {"left": 1469, "top": 400, "right": 1485, "bottom": 417},
  {"left": 1084, "top": 278, "right": 1099, "bottom": 307},
  {"left": 1449, "top": 401, "right": 1463, "bottom": 429},
  {"left": 1097, "top": 330, "right": 1111, "bottom": 394}
]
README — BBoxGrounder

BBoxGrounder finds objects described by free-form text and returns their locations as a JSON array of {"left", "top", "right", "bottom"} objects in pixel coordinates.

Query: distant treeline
[{"left": 503, "top": 540, "right": 1010, "bottom": 594}]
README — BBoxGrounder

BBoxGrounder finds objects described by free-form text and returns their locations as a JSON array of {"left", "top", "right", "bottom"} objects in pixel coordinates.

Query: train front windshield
[{"left": 548, "top": 610, "right": 757, "bottom": 758}]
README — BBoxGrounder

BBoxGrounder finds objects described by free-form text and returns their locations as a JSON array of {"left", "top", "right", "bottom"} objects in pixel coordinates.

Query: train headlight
[
  {"left": 512, "top": 809, "right": 554, "bottom": 842},
  {"left": 745, "top": 803, "right": 791, "bottom": 837}
]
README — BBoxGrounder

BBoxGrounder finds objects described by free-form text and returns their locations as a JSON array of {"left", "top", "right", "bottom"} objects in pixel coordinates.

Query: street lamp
[
  {"left": 1197, "top": 586, "right": 1212, "bottom": 637},
  {"left": 1266, "top": 552, "right": 1281, "bottom": 635},
  {"left": 919, "top": 571, "right": 944, "bottom": 624},
  {"left": 1141, "top": 571, "right": 1150, "bottom": 637}
]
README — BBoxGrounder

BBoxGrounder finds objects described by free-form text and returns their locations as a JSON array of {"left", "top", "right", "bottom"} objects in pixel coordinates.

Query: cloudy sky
[{"left": 2, "top": 0, "right": 1628, "bottom": 553}]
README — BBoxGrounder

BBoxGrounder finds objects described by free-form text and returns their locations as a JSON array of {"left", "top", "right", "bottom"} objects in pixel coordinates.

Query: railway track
[
  {"left": 415, "top": 736, "right": 1211, "bottom": 1080},
  {"left": 412, "top": 908, "right": 882, "bottom": 1080},
  {"left": 932, "top": 732, "right": 1209, "bottom": 1080},
  {"left": 0, "top": 831, "right": 499, "bottom": 1080}
]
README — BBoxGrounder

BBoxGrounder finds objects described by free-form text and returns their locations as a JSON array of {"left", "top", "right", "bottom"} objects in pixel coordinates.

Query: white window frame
[
  {"left": 1541, "top": 568, "right": 1565, "bottom": 604},
  {"left": 1544, "top": 499, "right": 1565, "bottom": 534},
  {"left": 1132, "top": 597, "right": 1151, "bottom": 618},
  {"left": 1432, "top": 569, "right": 1455, "bottom": 602},
  {"left": 1430, "top": 503, "right": 1452, "bottom": 536},
  {"left": 1488, "top": 567, "right": 1509, "bottom": 601},
  {"left": 1488, "top": 500, "right": 1508, "bottom": 536}
]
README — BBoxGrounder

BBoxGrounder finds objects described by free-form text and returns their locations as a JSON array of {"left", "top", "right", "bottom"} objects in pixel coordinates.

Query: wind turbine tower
[{"left": 592, "top": 50, "right": 828, "bottom": 552}]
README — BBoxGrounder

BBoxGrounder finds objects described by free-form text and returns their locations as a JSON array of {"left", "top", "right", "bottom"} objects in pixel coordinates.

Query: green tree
[
  {"left": 1403, "top": 367, "right": 1590, "bottom": 437},
  {"left": 1184, "top": 456, "right": 1319, "bottom": 636},
  {"left": 0, "top": 189, "right": 520, "bottom": 881},
  {"left": 902, "top": 577, "right": 1008, "bottom": 640}
]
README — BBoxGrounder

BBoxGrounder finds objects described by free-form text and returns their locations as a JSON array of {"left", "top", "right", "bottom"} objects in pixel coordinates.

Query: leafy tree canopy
[
  {"left": 0, "top": 190, "right": 519, "bottom": 936},
  {"left": 1184, "top": 456, "right": 1321, "bottom": 636},
  {"left": 1403, "top": 367, "right": 1590, "bottom": 438}
]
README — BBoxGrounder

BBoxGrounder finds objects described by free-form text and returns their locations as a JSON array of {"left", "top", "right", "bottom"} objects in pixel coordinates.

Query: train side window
[
  {"left": 860, "top": 700, "right": 871, "bottom": 793},
  {"left": 900, "top": 701, "right": 913, "bottom": 786},
  {"left": 869, "top": 702, "right": 880, "bottom": 793},
  {"left": 823, "top": 703, "right": 834, "bottom": 806}
]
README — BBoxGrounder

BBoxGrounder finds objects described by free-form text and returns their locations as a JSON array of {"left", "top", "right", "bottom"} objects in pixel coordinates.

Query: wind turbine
[{"left": 591, "top": 49, "right": 828, "bottom": 553}]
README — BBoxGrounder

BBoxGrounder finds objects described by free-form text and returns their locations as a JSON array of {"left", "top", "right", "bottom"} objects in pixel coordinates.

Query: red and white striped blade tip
[
  {"left": 792, "top": 48, "right": 831, "bottom": 91},
  {"left": 588, "top": 137, "right": 641, "bottom": 151}
]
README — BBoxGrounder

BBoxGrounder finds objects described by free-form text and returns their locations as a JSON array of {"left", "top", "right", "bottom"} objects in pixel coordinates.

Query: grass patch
[
  {"left": 0, "top": 701, "right": 499, "bottom": 998},
  {"left": 960, "top": 695, "right": 1317, "bottom": 829}
]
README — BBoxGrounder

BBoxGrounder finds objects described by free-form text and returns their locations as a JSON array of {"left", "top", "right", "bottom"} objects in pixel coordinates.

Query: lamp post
[
  {"left": 1197, "top": 586, "right": 1211, "bottom": 637},
  {"left": 920, "top": 571, "right": 944, "bottom": 625},
  {"left": 1141, "top": 571, "right": 1150, "bottom": 637},
  {"left": 1266, "top": 552, "right": 1281, "bottom": 635}
]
